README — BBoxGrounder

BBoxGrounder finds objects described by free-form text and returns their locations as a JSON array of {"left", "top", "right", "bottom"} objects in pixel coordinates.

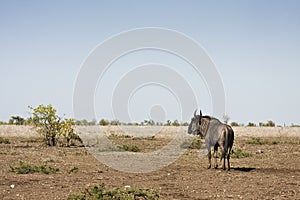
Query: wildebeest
[{"left": 188, "top": 110, "right": 234, "bottom": 170}]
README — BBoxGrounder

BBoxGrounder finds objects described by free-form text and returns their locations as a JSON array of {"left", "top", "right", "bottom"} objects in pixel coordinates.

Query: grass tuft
[
  {"left": 9, "top": 161, "right": 59, "bottom": 174},
  {"left": 68, "top": 166, "right": 78, "bottom": 174},
  {"left": 0, "top": 137, "right": 10, "bottom": 144},
  {"left": 180, "top": 138, "right": 203, "bottom": 149},
  {"left": 67, "top": 182, "right": 159, "bottom": 200},
  {"left": 246, "top": 138, "right": 279, "bottom": 145},
  {"left": 119, "top": 144, "right": 140, "bottom": 152},
  {"left": 231, "top": 148, "right": 252, "bottom": 158}
]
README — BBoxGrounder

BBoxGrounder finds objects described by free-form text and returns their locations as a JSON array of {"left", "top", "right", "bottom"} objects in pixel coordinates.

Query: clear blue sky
[{"left": 0, "top": 0, "right": 299, "bottom": 125}]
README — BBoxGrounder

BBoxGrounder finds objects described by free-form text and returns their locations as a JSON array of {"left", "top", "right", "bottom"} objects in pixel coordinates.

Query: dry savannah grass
[{"left": 0, "top": 125, "right": 299, "bottom": 199}]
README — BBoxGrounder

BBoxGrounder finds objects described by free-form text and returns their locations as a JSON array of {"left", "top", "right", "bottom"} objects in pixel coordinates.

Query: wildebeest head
[{"left": 188, "top": 109, "right": 202, "bottom": 136}]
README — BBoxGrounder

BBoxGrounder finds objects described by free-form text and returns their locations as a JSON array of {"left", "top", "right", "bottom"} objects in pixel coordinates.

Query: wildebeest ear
[
  {"left": 200, "top": 110, "right": 202, "bottom": 118},
  {"left": 194, "top": 109, "right": 197, "bottom": 117}
]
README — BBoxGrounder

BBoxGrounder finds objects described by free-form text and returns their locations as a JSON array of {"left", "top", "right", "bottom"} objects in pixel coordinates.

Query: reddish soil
[{"left": 0, "top": 134, "right": 299, "bottom": 199}]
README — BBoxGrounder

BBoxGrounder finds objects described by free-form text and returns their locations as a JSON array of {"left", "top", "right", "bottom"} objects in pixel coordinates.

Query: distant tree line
[
  {"left": 1, "top": 116, "right": 299, "bottom": 127},
  {"left": 230, "top": 120, "right": 278, "bottom": 127},
  {"left": 0, "top": 108, "right": 298, "bottom": 128},
  {"left": 0, "top": 116, "right": 190, "bottom": 127}
]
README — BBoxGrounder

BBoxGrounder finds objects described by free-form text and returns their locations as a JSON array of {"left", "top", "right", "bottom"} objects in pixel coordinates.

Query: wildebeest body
[{"left": 188, "top": 110, "right": 234, "bottom": 170}]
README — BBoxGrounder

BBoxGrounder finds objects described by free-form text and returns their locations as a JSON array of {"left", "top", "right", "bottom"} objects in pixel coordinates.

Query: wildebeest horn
[
  {"left": 200, "top": 110, "right": 202, "bottom": 118},
  {"left": 194, "top": 109, "right": 197, "bottom": 117}
]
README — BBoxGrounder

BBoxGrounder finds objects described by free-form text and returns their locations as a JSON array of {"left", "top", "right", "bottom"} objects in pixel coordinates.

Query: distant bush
[
  {"left": 142, "top": 120, "right": 155, "bottom": 126},
  {"left": 230, "top": 122, "right": 239, "bottom": 127},
  {"left": 259, "top": 120, "right": 275, "bottom": 127},
  {"left": 110, "top": 120, "right": 121, "bottom": 126},
  {"left": 133, "top": 122, "right": 139, "bottom": 126},
  {"left": 290, "top": 123, "right": 300, "bottom": 127},
  {"left": 164, "top": 120, "right": 172, "bottom": 126},
  {"left": 8, "top": 116, "right": 25, "bottom": 125},
  {"left": 88, "top": 119, "right": 97, "bottom": 126},
  {"left": 247, "top": 122, "right": 256, "bottom": 127},
  {"left": 181, "top": 122, "right": 189, "bottom": 126},
  {"left": 75, "top": 119, "right": 88, "bottom": 126},
  {"left": 171, "top": 120, "right": 180, "bottom": 126},
  {"left": 99, "top": 119, "right": 109, "bottom": 126},
  {"left": 67, "top": 182, "right": 159, "bottom": 200},
  {"left": 10, "top": 161, "right": 59, "bottom": 174}
]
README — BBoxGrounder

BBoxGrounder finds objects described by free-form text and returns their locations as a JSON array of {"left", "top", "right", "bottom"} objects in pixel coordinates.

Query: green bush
[
  {"left": 99, "top": 119, "right": 109, "bottom": 126},
  {"left": 259, "top": 120, "right": 275, "bottom": 127},
  {"left": 29, "top": 104, "right": 82, "bottom": 146},
  {"left": 110, "top": 120, "right": 121, "bottom": 126},
  {"left": 180, "top": 138, "right": 203, "bottom": 149},
  {"left": 247, "top": 122, "right": 256, "bottom": 127},
  {"left": 231, "top": 148, "right": 252, "bottom": 158},
  {"left": 119, "top": 144, "right": 140, "bottom": 152},
  {"left": 0, "top": 137, "right": 10, "bottom": 144},
  {"left": 171, "top": 120, "right": 180, "bottom": 126},
  {"left": 164, "top": 120, "right": 172, "bottom": 126},
  {"left": 68, "top": 166, "right": 78, "bottom": 174},
  {"left": 181, "top": 122, "right": 189, "bottom": 126},
  {"left": 10, "top": 161, "right": 59, "bottom": 174},
  {"left": 67, "top": 182, "right": 159, "bottom": 200},
  {"left": 230, "top": 122, "right": 239, "bottom": 127},
  {"left": 8, "top": 116, "right": 25, "bottom": 125},
  {"left": 246, "top": 138, "right": 279, "bottom": 145}
]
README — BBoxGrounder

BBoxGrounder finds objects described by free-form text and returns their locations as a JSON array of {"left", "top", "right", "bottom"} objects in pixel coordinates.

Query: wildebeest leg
[
  {"left": 227, "top": 145, "right": 232, "bottom": 171},
  {"left": 219, "top": 144, "right": 226, "bottom": 170},
  {"left": 213, "top": 144, "right": 218, "bottom": 169},
  {"left": 207, "top": 148, "right": 212, "bottom": 169},
  {"left": 223, "top": 152, "right": 226, "bottom": 170}
]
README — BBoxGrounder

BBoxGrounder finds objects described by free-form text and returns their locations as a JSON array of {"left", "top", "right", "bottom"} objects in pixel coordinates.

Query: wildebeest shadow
[
  {"left": 232, "top": 167, "right": 256, "bottom": 172},
  {"left": 231, "top": 167, "right": 300, "bottom": 173}
]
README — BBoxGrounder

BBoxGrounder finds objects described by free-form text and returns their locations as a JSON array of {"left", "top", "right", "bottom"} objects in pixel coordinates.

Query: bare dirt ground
[{"left": 0, "top": 126, "right": 299, "bottom": 199}]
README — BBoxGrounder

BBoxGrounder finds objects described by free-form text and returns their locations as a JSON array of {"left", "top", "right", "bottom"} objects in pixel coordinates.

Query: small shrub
[
  {"left": 97, "top": 145, "right": 122, "bottom": 152},
  {"left": 10, "top": 161, "right": 59, "bottom": 174},
  {"left": 58, "top": 150, "right": 67, "bottom": 157},
  {"left": 29, "top": 104, "right": 82, "bottom": 147},
  {"left": 68, "top": 166, "right": 78, "bottom": 174},
  {"left": 67, "top": 182, "right": 159, "bottom": 200},
  {"left": 181, "top": 138, "right": 203, "bottom": 149},
  {"left": 0, "top": 137, "right": 10, "bottom": 144},
  {"left": 108, "top": 134, "right": 132, "bottom": 139},
  {"left": 21, "top": 138, "right": 40, "bottom": 143},
  {"left": 246, "top": 138, "right": 279, "bottom": 145},
  {"left": 119, "top": 144, "right": 140, "bottom": 152},
  {"left": 231, "top": 148, "right": 252, "bottom": 158}
]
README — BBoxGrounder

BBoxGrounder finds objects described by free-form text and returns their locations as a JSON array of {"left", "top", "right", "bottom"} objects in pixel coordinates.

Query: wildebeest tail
[{"left": 220, "top": 127, "right": 229, "bottom": 162}]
